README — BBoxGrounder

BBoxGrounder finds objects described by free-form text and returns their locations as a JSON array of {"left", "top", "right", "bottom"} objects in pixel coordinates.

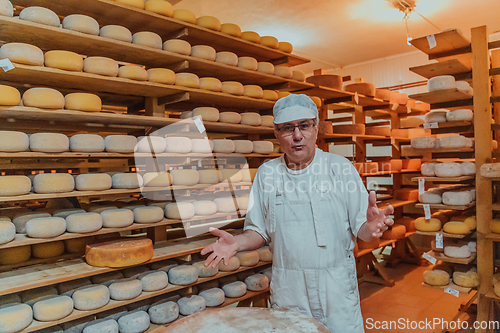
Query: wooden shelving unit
[{"left": 427, "top": 250, "right": 476, "bottom": 265}]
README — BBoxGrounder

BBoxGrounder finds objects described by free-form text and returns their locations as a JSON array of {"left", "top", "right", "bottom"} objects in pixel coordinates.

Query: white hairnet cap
[{"left": 273, "top": 94, "right": 318, "bottom": 124}]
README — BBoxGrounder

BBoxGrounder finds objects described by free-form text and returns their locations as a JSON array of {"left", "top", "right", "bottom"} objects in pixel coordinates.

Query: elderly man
[{"left": 202, "top": 94, "right": 393, "bottom": 332}]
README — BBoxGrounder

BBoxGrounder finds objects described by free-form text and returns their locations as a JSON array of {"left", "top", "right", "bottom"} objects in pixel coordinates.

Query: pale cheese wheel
[
  {"left": 173, "top": 9, "right": 196, "bottom": 23},
  {"left": 136, "top": 135, "right": 166, "bottom": 153},
  {"left": 481, "top": 163, "right": 500, "bottom": 178},
  {"left": 241, "top": 112, "right": 261, "bottom": 126},
  {"left": 219, "top": 169, "right": 243, "bottom": 183},
  {"left": 83, "top": 57, "right": 119, "bottom": 77},
  {"left": 25, "top": 216, "right": 66, "bottom": 238},
  {"left": 292, "top": 70, "right": 306, "bottom": 82},
  {"left": 456, "top": 81, "right": 473, "bottom": 95},
  {"left": 190, "top": 138, "right": 212, "bottom": 153},
  {"left": 0, "top": 176, "right": 31, "bottom": 197},
  {"left": 241, "top": 31, "right": 260, "bottom": 43},
  {"left": 219, "top": 111, "right": 241, "bottom": 123},
  {"left": 220, "top": 23, "right": 241, "bottom": 37},
  {"left": 30, "top": 133, "right": 69, "bottom": 152},
  {"left": 19, "top": 6, "right": 59, "bottom": 26},
  {"left": 424, "top": 110, "right": 447, "bottom": 123},
  {"left": 133, "top": 206, "right": 163, "bottom": 223},
  {"left": 33, "top": 173, "right": 75, "bottom": 193},
  {"left": 70, "top": 134, "right": 105, "bottom": 152},
  {"left": 199, "top": 77, "right": 222, "bottom": 92},
  {"left": 163, "top": 39, "right": 191, "bottom": 55},
  {"left": 0, "top": 304, "right": 33, "bottom": 333},
  {"left": 0, "top": 245, "right": 31, "bottom": 265},
  {"left": 105, "top": 135, "right": 137, "bottom": 153},
  {"left": 444, "top": 244, "right": 471, "bottom": 258},
  {"left": 443, "top": 221, "right": 470, "bottom": 235},
  {"left": 233, "top": 140, "right": 253, "bottom": 154},
  {"left": 437, "top": 135, "right": 469, "bottom": 149},
  {"left": 165, "top": 202, "right": 195, "bottom": 219},
  {"left": 193, "top": 261, "right": 218, "bottom": 277},
  {"left": 21, "top": 286, "right": 58, "bottom": 306},
  {"left": 143, "top": 172, "right": 171, "bottom": 187},
  {"left": 442, "top": 191, "right": 472, "bottom": 206},
  {"left": 111, "top": 173, "right": 143, "bottom": 189},
  {"left": 235, "top": 251, "right": 259, "bottom": 266},
  {"left": 83, "top": 319, "right": 118, "bottom": 333},
  {"left": 411, "top": 136, "right": 436, "bottom": 149},
  {"left": 118, "top": 65, "right": 148, "bottom": 81},
  {"left": 278, "top": 42, "right": 293, "bottom": 53},
  {"left": 256, "top": 246, "right": 272, "bottom": 262},
  {"left": 65, "top": 93, "right": 102, "bottom": 112},
  {"left": 0, "top": 221, "right": 15, "bottom": 244},
  {"left": 191, "top": 45, "right": 216, "bottom": 61},
  {"left": 423, "top": 270, "right": 449, "bottom": 286},
  {"left": 419, "top": 190, "right": 442, "bottom": 204},
  {"left": 490, "top": 219, "right": 500, "bottom": 233},
  {"left": 215, "top": 52, "right": 238, "bottom": 66},
  {"left": 193, "top": 200, "right": 217, "bottom": 215},
  {"left": 33, "top": 295, "right": 73, "bottom": 322},
  {"left": 149, "top": 300, "right": 178, "bottom": 324},
  {"left": 199, "top": 288, "right": 224, "bottom": 307},
  {"left": 222, "top": 281, "right": 247, "bottom": 297},
  {"left": 192, "top": 107, "right": 219, "bottom": 121},
  {"left": 428, "top": 75, "right": 456, "bottom": 92},
  {"left": 218, "top": 256, "right": 240, "bottom": 272},
  {"left": 44, "top": 50, "right": 83, "bottom": 72},
  {"left": 116, "top": 0, "right": 145, "bottom": 8},
  {"left": 12, "top": 212, "right": 51, "bottom": 233},
  {"left": 23, "top": 88, "right": 65, "bottom": 109},
  {"left": 221, "top": 81, "right": 244, "bottom": 95},
  {"left": 253, "top": 141, "right": 274, "bottom": 154},
  {"left": 421, "top": 163, "right": 436, "bottom": 176},
  {"left": 0, "top": 85, "right": 21, "bottom": 106},
  {"left": 257, "top": 62, "right": 275, "bottom": 75},
  {"left": 237, "top": 57, "right": 258, "bottom": 71},
  {"left": 0, "top": 0, "right": 13, "bottom": 17},
  {"left": 58, "top": 278, "right": 92, "bottom": 296},
  {"left": 461, "top": 162, "right": 476, "bottom": 175},
  {"left": 180, "top": 111, "right": 192, "bottom": 119},
  {"left": 31, "top": 240, "right": 65, "bottom": 258},
  {"left": 144, "top": 0, "right": 173, "bottom": 16},
  {"left": 109, "top": 279, "right": 142, "bottom": 300},
  {"left": 170, "top": 169, "right": 199, "bottom": 185},
  {"left": 198, "top": 170, "right": 219, "bottom": 184},
  {"left": 132, "top": 31, "right": 162, "bottom": 49},
  {"left": 72, "top": 285, "right": 110, "bottom": 311},
  {"left": 415, "top": 217, "right": 441, "bottom": 232},
  {"left": 435, "top": 163, "right": 462, "bottom": 177},
  {"left": 137, "top": 270, "right": 168, "bottom": 291},
  {"left": 177, "top": 295, "right": 205, "bottom": 316},
  {"left": 236, "top": 196, "right": 249, "bottom": 210},
  {"left": 446, "top": 109, "right": 473, "bottom": 122},
  {"left": 243, "top": 85, "right": 264, "bottom": 99},
  {"left": 0, "top": 42, "right": 44, "bottom": 66},
  {"left": 66, "top": 212, "right": 102, "bottom": 233},
  {"left": 175, "top": 72, "right": 199, "bottom": 88},
  {"left": 168, "top": 265, "right": 198, "bottom": 285},
  {"left": 453, "top": 271, "right": 479, "bottom": 288},
  {"left": 165, "top": 136, "right": 192, "bottom": 153},
  {"left": 62, "top": 14, "right": 99, "bottom": 35},
  {"left": 196, "top": 16, "right": 221, "bottom": 31},
  {"left": 212, "top": 139, "right": 235, "bottom": 153},
  {"left": 147, "top": 68, "right": 175, "bottom": 85},
  {"left": 99, "top": 25, "right": 133, "bottom": 43},
  {"left": 245, "top": 274, "right": 269, "bottom": 291},
  {"left": 274, "top": 66, "right": 293, "bottom": 79}
]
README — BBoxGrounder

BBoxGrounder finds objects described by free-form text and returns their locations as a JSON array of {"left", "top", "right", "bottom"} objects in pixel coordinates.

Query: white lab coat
[{"left": 245, "top": 149, "right": 368, "bottom": 332}]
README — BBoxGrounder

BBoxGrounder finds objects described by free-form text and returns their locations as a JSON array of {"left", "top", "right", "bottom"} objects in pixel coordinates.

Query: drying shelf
[
  {"left": 410, "top": 29, "right": 471, "bottom": 60},
  {"left": 410, "top": 58, "right": 472, "bottom": 80},
  {"left": 0, "top": 152, "right": 281, "bottom": 159},
  {"left": 401, "top": 146, "right": 474, "bottom": 157},
  {"left": 321, "top": 134, "right": 409, "bottom": 143},
  {"left": 360, "top": 169, "right": 421, "bottom": 177},
  {"left": 426, "top": 250, "right": 476, "bottom": 265},
  {"left": 356, "top": 238, "right": 396, "bottom": 258},
  {"left": 415, "top": 202, "right": 476, "bottom": 211},
  {"left": 421, "top": 280, "right": 473, "bottom": 294},
  {"left": 409, "top": 89, "right": 473, "bottom": 105},
  {"left": 411, "top": 176, "right": 475, "bottom": 183},
  {"left": 416, "top": 230, "right": 473, "bottom": 239},
  {"left": 421, "top": 121, "right": 474, "bottom": 135}
]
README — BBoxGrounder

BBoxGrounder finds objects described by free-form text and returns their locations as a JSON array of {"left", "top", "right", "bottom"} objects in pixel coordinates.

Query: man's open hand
[
  {"left": 201, "top": 227, "right": 239, "bottom": 268},
  {"left": 365, "top": 191, "right": 394, "bottom": 237}
]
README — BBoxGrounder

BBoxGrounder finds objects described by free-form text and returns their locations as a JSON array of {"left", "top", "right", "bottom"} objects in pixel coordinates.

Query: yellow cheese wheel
[
  {"left": 191, "top": 45, "right": 216, "bottom": 61},
  {"left": 175, "top": 73, "right": 199, "bottom": 88},
  {"left": 173, "top": 9, "right": 196, "bottom": 24},
  {"left": 0, "top": 245, "right": 31, "bottom": 265},
  {"left": 241, "top": 31, "right": 260, "bottom": 43},
  {"left": 62, "top": 14, "right": 100, "bottom": 35},
  {"left": 0, "top": 176, "right": 31, "bottom": 196},
  {"left": 23, "top": 88, "right": 65, "bottom": 109},
  {"left": 0, "top": 85, "right": 21, "bottom": 106},
  {"left": 86, "top": 238, "right": 154, "bottom": 267},
  {"left": 147, "top": 68, "right": 175, "bottom": 85},
  {"left": 31, "top": 241, "right": 65, "bottom": 259},
  {"left": 261, "top": 115, "right": 274, "bottom": 127},
  {"left": 243, "top": 85, "right": 264, "bottom": 99},
  {"left": 257, "top": 62, "right": 275, "bottom": 75},
  {"left": 219, "top": 111, "right": 241, "bottom": 124},
  {"left": 490, "top": 219, "right": 500, "bottom": 233},
  {"left": 65, "top": 93, "right": 102, "bottom": 112},
  {"left": 292, "top": 70, "right": 306, "bottom": 82},
  {"left": 278, "top": 42, "right": 293, "bottom": 53},
  {"left": 44, "top": 50, "right": 83, "bottom": 72},
  {"left": 118, "top": 65, "right": 149, "bottom": 81},
  {"left": 83, "top": 57, "right": 119, "bottom": 77},
  {"left": 443, "top": 221, "right": 470, "bottom": 234},
  {"left": 262, "top": 90, "right": 278, "bottom": 101},
  {"left": 163, "top": 39, "right": 191, "bottom": 55},
  {"left": 260, "top": 36, "right": 279, "bottom": 49},
  {"left": 64, "top": 236, "right": 94, "bottom": 254},
  {"left": 115, "top": 0, "right": 145, "bottom": 9},
  {"left": 220, "top": 23, "right": 241, "bottom": 37},
  {"left": 144, "top": 0, "right": 173, "bottom": 17},
  {"left": 277, "top": 91, "right": 291, "bottom": 99},
  {"left": 221, "top": 81, "right": 244, "bottom": 95},
  {"left": 464, "top": 216, "right": 477, "bottom": 230},
  {"left": 238, "top": 56, "right": 258, "bottom": 71},
  {"left": 99, "top": 25, "right": 133, "bottom": 43},
  {"left": 196, "top": 16, "right": 221, "bottom": 31},
  {"left": 274, "top": 66, "right": 293, "bottom": 79},
  {"left": 199, "top": 77, "right": 222, "bottom": 92},
  {"left": 415, "top": 217, "right": 441, "bottom": 232},
  {"left": 0, "top": 221, "right": 15, "bottom": 245},
  {"left": 310, "top": 96, "right": 322, "bottom": 108},
  {"left": 132, "top": 31, "right": 162, "bottom": 49},
  {"left": 215, "top": 51, "right": 238, "bottom": 66},
  {"left": 395, "top": 216, "right": 415, "bottom": 232}
]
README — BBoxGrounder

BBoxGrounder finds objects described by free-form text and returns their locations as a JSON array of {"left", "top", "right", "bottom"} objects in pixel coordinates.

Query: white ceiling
[{"left": 173, "top": 0, "right": 500, "bottom": 74}]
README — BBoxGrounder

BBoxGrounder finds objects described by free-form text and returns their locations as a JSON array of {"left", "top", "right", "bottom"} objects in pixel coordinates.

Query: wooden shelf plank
[
  {"left": 356, "top": 238, "right": 396, "bottom": 257},
  {"left": 484, "top": 289, "right": 500, "bottom": 300},
  {"left": 0, "top": 152, "right": 280, "bottom": 159},
  {"left": 491, "top": 203, "right": 500, "bottom": 211},
  {"left": 411, "top": 175, "right": 475, "bottom": 182},
  {"left": 321, "top": 133, "right": 408, "bottom": 143},
  {"left": 410, "top": 59, "right": 472, "bottom": 79},
  {"left": 360, "top": 169, "right": 421, "bottom": 177},
  {"left": 485, "top": 232, "right": 500, "bottom": 240},
  {"left": 409, "top": 89, "right": 473, "bottom": 105},
  {"left": 421, "top": 280, "right": 473, "bottom": 294},
  {"left": 410, "top": 29, "right": 471, "bottom": 59},
  {"left": 401, "top": 146, "right": 474, "bottom": 157},
  {"left": 427, "top": 250, "right": 476, "bottom": 265},
  {"left": 421, "top": 121, "right": 474, "bottom": 135},
  {"left": 416, "top": 230, "right": 473, "bottom": 239},
  {"left": 415, "top": 202, "right": 476, "bottom": 211}
]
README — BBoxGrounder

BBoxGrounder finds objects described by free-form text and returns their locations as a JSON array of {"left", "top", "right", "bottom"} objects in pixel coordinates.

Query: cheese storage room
[{"left": 3, "top": 0, "right": 500, "bottom": 332}]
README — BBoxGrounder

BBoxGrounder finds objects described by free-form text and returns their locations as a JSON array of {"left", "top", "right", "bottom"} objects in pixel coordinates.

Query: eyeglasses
[{"left": 278, "top": 121, "right": 316, "bottom": 137}]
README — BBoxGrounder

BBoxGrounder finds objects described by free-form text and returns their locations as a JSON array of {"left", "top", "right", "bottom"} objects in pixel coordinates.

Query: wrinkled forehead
[{"left": 277, "top": 118, "right": 316, "bottom": 126}]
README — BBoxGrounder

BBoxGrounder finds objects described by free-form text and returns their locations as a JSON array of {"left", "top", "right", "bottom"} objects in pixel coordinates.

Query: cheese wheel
[
  {"left": 444, "top": 244, "right": 471, "bottom": 258},
  {"left": 423, "top": 270, "right": 449, "bottom": 286},
  {"left": 243, "top": 85, "right": 264, "bottom": 99},
  {"left": 147, "top": 68, "right": 175, "bottom": 85},
  {"left": 415, "top": 217, "right": 441, "bottom": 232},
  {"left": 260, "top": 36, "right": 279, "bottom": 49},
  {"left": 219, "top": 111, "right": 241, "bottom": 123},
  {"left": 212, "top": 139, "right": 235, "bottom": 153},
  {"left": 165, "top": 202, "right": 195, "bottom": 219},
  {"left": 25, "top": 216, "right": 66, "bottom": 238},
  {"left": 461, "top": 162, "right": 476, "bottom": 175},
  {"left": 192, "top": 106, "right": 219, "bottom": 121},
  {"left": 278, "top": 41, "right": 293, "bottom": 53},
  {"left": 83, "top": 57, "right": 119, "bottom": 77},
  {"left": 241, "top": 31, "right": 260, "bottom": 43},
  {"left": 163, "top": 39, "right": 191, "bottom": 55},
  {"left": 137, "top": 270, "right": 168, "bottom": 291},
  {"left": 453, "top": 271, "right": 479, "bottom": 288},
  {"left": 23, "top": 87, "right": 65, "bottom": 109},
  {"left": 236, "top": 196, "right": 249, "bottom": 210},
  {"left": 419, "top": 190, "right": 442, "bottom": 204},
  {"left": 198, "top": 170, "right": 219, "bottom": 184},
  {"left": 256, "top": 246, "right": 272, "bottom": 262},
  {"left": 256, "top": 62, "right": 275, "bottom": 75},
  {"left": 193, "top": 200, "right": 217, "bottom": 215},
  {"left": 21, "top": 286, "right": 58, "bottom": 306},
  {"left": 421, "top": 163, "right": 436, "bottom": 176},
  {"left": 133, "top": 206, "right": 163, "bottom": 223},
  {"left": 395, "top": 217, "right": 416, "bottom": 232},
  {"left": 143, "top": 172, "right": 171, "bottom": 187},
  {"left": 66, "top": 212, "right": 102, "bottom": 233},
  {"left": 218, "top": 256, "right": 240, "bottom": 272},
  {"left": 132, "top": 31, "right": 162, "bottom": 49},
  {"left": 72, "top": 285, "right": 110, "bottom": 311},
  {"left": 381, "top": 224, "right": 406, "bottom": 240},
  {"left": 118, "top": 65, "right": 148, "bottom": 81},
  {"left": 260, "top": 91, "right": 278, "bottom": 103},
  {"left": 219, "top": 169, "right": 243, "bottom": 183},
  {"left": 149, "top": 301, "right": 178, "bottom": 324},
  {"left": 190, "top": 138, "right": 212, "bottom": 153},
  {"left": 198, "top": 288, "right": 224, "bottom": 307},
  {"left": 70, "top": 134, "right": 105, "bottom": 152},
  {"left": 274, "top": 66, "right": 293, "bottom": 79},
  {"left": 144, "top": 0, "right": 173, "bottom": 16},
  {"left": 0, "top": 131, "right": 27, "bottom": 152},
  {"left": 175, "top": 73, "right": 200, "bottom": 88},
  {"left": 0, "top": 221, "right": 15, "bottom": 245},
  {"left": 253, "top": 141, "right": 274, "bottom": 154},
  {"left": 104, "top": 135, "right": 137, "bottom": 153},
  {"left": 168, "top": 265, "right": 198, "bottom": 285},
  {"left": 0, "top": 0, "right": 13, "bottom": 17},
  {"left": 213, "top": 197, "right": 237, "bottom": 213},
  {"left": 30, "top": 132, "right": 69, "bottom": 152},
  {"left": 31, "top": 240, "right": 65, "bottom": 258},
  {"left": 58, "top": 278, "right": 92, "bottom": 296},
  {"left": 443, "top": 221, "right": 470, "bottom": 234},
  {"left": 222, "top": 281, "right": 247, "bottom": 297},
  {"left": 233, "top": 140, "right": 253, "bottom": 154},
  {"left": 165, "top": 136, "right": 192, "bottom": 153},
  {"left": 221, "top": 81, "right": 245, "bottom": 95},
  {"left": 446, "top": 109, "right": 473, "bottom": 122},
  {"left": 33, "top": 173, "right": 75, "bottom": 193},
  {"left": 375, "top": 89, "right": 391, "bottom": 101},
  {"left": 245, "top": 274, "right": 269, "bottom": 292},
  {"left": 240, "top": 112, "right": 261, "bottom": 126},
  {"left": 116, "top": 0, "right": 144, "bottom": 8},
  {"left": 220, "top": 23, "right": 241, "bottom": 37},
  {"left": 332, "top": 124, "right": 365, "bottom": 135},
  {"left": 191, "top": 45, "right": 216, "bottom": 61},
  {"left": 235, "top": 251, "right": 259, "bottom": 266},
  {"left": 1, "top": 42, "right": 43, "bottom": 67},
  {"left": 490, "top": 219, "right": 500, "bottom": 233},
  {"left": 33, "top": 295, "right": 73, "bottom": 322},
  {"left": 259, "top": 116, "right": 274, "bottom": 128},
  {"left": 0, "top": 304, "right": 33, "bottom": 333},
  {"left": 86, "top": 238, "right": 153, "bottom": 267},
  {"left": 428, "top": 75, "right": 456, "bottom": 92},
  {"left": 82, "top": 319, "right": 118, "bottom": 333},
  {"left": 173, "top": 8, "right": 196, "bottom": 23},
  {"left": 136, "top": 135, "right": 166, "bottom": 153},
  {"left": 12, "top": 212, "right": 51, "bottom": 233},
  {"left": 170, "top": 169, "right": 199, "bottom": 185},
  {"left": 109, "top": 279, "right": 142, "bottom": 300},
  {"left": 196, "top": 16, "right": 221, "bottom": 31},
  {"left": 62, "top": 14, "right": 99, "bottom": 35},
  {"left": 196, "top": 77, "right": 221, "bottom": 92},
  {"left": 0, "top": 85, "right": 21, "bottom": 107},
  {"left": 19, "top": 6, "right": 59, "bottom": 26},
  {"left": 43, "top": 50, "right": 83, "bottom": 72},
  {"left": 215, "top": 51, "right": 238, "bottom": 66},
  {"left": 456, "top": 81, "right": 473, "bottom": 95},
  {"left": 438, "top": 135, "right": 469, "bottom": 149},
  {"left": 292, "top": 70, "right": 306, "bottom": 82},
  {"left": 75, "top": 173, "right": 112, "bottom": 191},
  {"left": 0, "top": 245, "right": 31, "bottom": 265},
  {"left": 64, "top": 92, "right": 102, "bottom": 112},
  {"left": 0, "top": 176, "right": 31, "bottom": 197},
  {"left": 411, "top": 136, "right": 436, "bottom": 149},
  {"left": 435, "top": 163, "right": 462, "bottom": 177},
  {"left": 99, "top": 25, "right": 133, "bottom": 42},
  {"left": 237, "top": 57, "right": 258, "bottom": 71},
  {"left": 463, "top": 216, "right": 476, "bottom": 230},
  {"left": 177, "top": 295, "right": 205, "bottom": 316},
  {"left": 442, "top": 191, "right": 472, "bottom": 206},
  {"left": 111, "top": 173, "right": 143, "bottom": 189},
  {"left": 481, "top": 163, "right": 500, "bottom": 178},
  {"left": 193, "top": 261, "right": 218, "bottom": 277},
  {"left": 344, "top": 82, "right": 376, "bottom": 97}
]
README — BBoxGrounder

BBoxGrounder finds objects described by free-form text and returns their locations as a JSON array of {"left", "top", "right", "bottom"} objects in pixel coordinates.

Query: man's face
[{"left": 274, "top": 118, "right": 318, "bottom": 166}]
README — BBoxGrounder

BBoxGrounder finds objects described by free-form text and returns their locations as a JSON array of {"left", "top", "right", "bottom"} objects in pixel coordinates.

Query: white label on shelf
[
  {"left": 198, "top": 160, "right": 202, "bottom": 167},
  {"left": 169, "top": 166, "right": 173, "bottom": 170},
  {"left": 436, "top": 233, "right": 443, "bottom": 249},
  {"left": 423, "top": 122, "right": 439, "bottom": 129},
  {"left": 427, "top": 34, "right": 437, "bottom": 49},
  {"left": 423, "top": 252, "right": 437, "bottom": 265},
  {"left": 407, "top": 106, "right": 412, "bottom": 114},
  {"left": 191, "top": 166, "right": 196, "bottom": 170},
  {"left": 352, "top": 135, "right": 357, "bottom": 142},
  {"left": 0, "top": 58, "right": 14, "bottom": 72},
  {"left": 423, "top": 204, "right": 431, "bottom": 219},
  {"left": 178, "top": 166, "right": 183, "bottom": 170},
  {"left": 418, "top": 178, "right": 425, "bottom": 195},
  {"left": 444, "top": 287, "right": 460, "bottom": 297},
  {"left": 194, "top": 118, "right": 206, "bottom": 133},
  {"left": 354, "top": 92, "right": 359, "bottom": 105},
  {"left": 391, "top": 103, "right": 399, "bottom": 111}
]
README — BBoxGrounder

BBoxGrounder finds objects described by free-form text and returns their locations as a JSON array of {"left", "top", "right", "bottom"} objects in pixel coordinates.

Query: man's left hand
[{"left": 365, "top": 190, "right": 394, "bottom": 237}]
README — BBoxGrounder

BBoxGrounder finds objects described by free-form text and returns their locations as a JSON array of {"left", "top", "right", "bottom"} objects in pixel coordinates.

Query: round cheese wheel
[
  {"left": 66, "top": 212, "right": 103, "bottom": 233},
  {"left": 219, "top": 111, "right": 241, "bottom": 123},
  {"left": 175, "top": 72, "right": 200, "bottom": 88},
  {"left": 132, "top": 31, "right": 162, "bottom": 49},
  {"left": 243, "top": 85, "right": 264, "bottom": 99},
  {"left": 193, "top": 200, "right": 217, "bottom": 215},
  {"left": 221, "top": 81, "right": 244, "bottom": 95},
  {"left": 99, "top": 25, "right": 133, "bottom": 42},
  {"left": 381, "top": 224, "right": 406, "bottom": 239},
  {"left": 44, "top": 50, "right": 83, "bottom": 72},
  {"left": 237, "top": 56, "right": 258, "bottom": 71},
  {"left": 241, "top": 31, "right": 260, "bottom": 43},
  {"left": 105, "top": 135, "right": 137, "bottom": 153},
  {"left": 31, "top": 240, "right": 65, "bottom": 258},
  {"left": 442, "top": 191, "right": 472, "bottom": 206},
  {"left": 173, "top": 8, "right": 196, "bottom": 23},
  {"left": 463, "top": 216, "right": 476, "bottom": 230},
  {"left": 178, "top": 295, "right": 205, "bottom": 316},
  {"left": 83, "top": 57, "right": 119, "bottom": 77},
  {"left": 415, "top": 217, "right": 441, "bottom": 232},
  {"left": 62, "top": 14, "right": 99, "bottom": 35},
  {"left": 33, "top": 173, "right": 75, "bottom": 193},
  {"left": 70, "top": 134, "right": 105, "bottom": 152},
  {"left": 0, "top": 85, "right": 21, "bottom": 106},
  {"left": 253, "top": 141, "right": 274, "bottom": 154},
  {"left": 143, "top": 172, "right": 171, "bottom": 187},
  {"left": 72, "top": 285, "right": 110, "bottom": 311},
  {"left": 170, "top": 169, "right": 199, "bottom": 185},
  {"left": 421, "top": 163, "right": 436, "bottom": 176},
  {"left": 23, "top": 87, "right": 65, "bottom": 109},
  {"left": 0, "top": 245, "right": 31, "bottom": 265},
  {"left": 446, "top": 109, "right": 473, "bottom": 122},
  {"left": 12, "top": 212, "right": 51, "bottom": 233},
  {"left": 411, "top": 136, "right": 436, "bottom": 149},
  {"left": 147, "top": 68, "right": 175, "bottom": 84},
  {"left": 144, "top": 0, "right": 173, "bottom": 16},
  {"left": 456, "top": 81, "right": 473, "bottom": 95},
  {"left": 240, "top": 112, "right": 261, "bottom": 126},
  {"left": 260, "top": 36, "right": 279, "bottom": 49},
  {"left": 82, "top": 319, "right": 118, "bottom": 333},
  {"left": 222, "top": 281, "right": 247, "bottom": 297},
  {"left": 274, "top": 66, "right": 293, "bottom": 79},
  {"left": 428, "top": 75, "right": 456, "bottom": 91},
  {"left": 235, "top": 251, "right": 259, "bottom": 266},
  {"left": 435, "top": 163, "right": 462, "bottom": 177},
  {"left": 193, "top": 261, "right": 218, "bottom": 277},
  {"left": 0, "top": 176, "right": 31, "bottom": 197},
  {"left": 196, "top": 16, "right": 221, "bottom": 31},
  {"left": 136, "top": 135, "right": 166, "bottom": 153},
  {"left": 219, "top": 169, "right": 242, "bottom": 183},
  {"left": 133, "top": 206, "right": 163, "bottom": 223},
  {"left": 233, "top": 140, "right": 253, "bottom": 154},
  {"left": 423, "top": 269, "right": 449, "bottom": 286},
  {"left": 137, "top": 270, "right": 168, "bottom": 291},
  {"left": 444, "top": 244, "right": 471, "bottom": 258},
  {"left": 109, "top": 279, "right": 142, "bottom": 300},
  {"left": 65, "top": 93, "right": 102, "bottom": 112},
  {"left": 261, "top": 91, "right": 278, "bottom": 103},
  {"left": 0, "top": 221, "right": 15, "bottom": 244},
  {"left": 256, "top": 246, "right": 272, "bottom": 262},
  {"left": 33, "top": 295, "right": 73, "bottom": 322},
  {"left": 165, "top": 202, "right": 195, "bottom": 219},
  {"left": 198, "top": 288, "right": 224, "bottom": 307},
  {"left": 149, "top": 300, "right": 178, "bottom": 324},
  {"left": 25, "top": 216, "right": 66, "bottom": 238},
  {"left": 192, "top": 106, "right": 219, "bottom": 121},
  {"left": 111, "top": 173, "right": 143, "bottom": 189},
  {"left": 212, "top": 139, "right": 235, "bottom": 153},
  {"left": 198, "top": 170, "right": 219, "bottom": 184},
  {"left": 163, "top": 39, "right": 191, "bottom": 55},
  {"left": 0, "top": 304, "right": 33, "bottom": 333},
  {"left": 438, "top": 135, "right": 469, "bottom": 149},
  {"left": 245, "top": 274, "right": 269, "bottom": 291},
  {"left": 190, "top": 138, "right": 212, "bottom": 153},
  {"left": 220, "top": 23, "right": 241, "bottom": 37},
  {"left": 218, "top": 256, "right": 240, "bottom": 272},
  {"left": 19, "top": 6, "right": 59, "bottom": 26},
  {"left": 443, "top": 221, "right": 470, "bottom": 235},
  {"left": 490, "top": 219, "right": 500, "bottom": 233},
  {"left": 0, "top": 0, "right": 13, "bottom": 17},
  {"left": 453, "top": 271, "right": 479, "bottom": 288},
  {"left": 395, "top": 216, "right": 415, "bottom": 232},
  {"left": 118, "top": 65, "right": 149, "bottom": 81},
  {"left": 419, "top": 190, "right": 442, "bottom": 204},
  {"left": 256, "top": 62, "right": 275, "bottom": 75},
  {"left": 191, "top": 45, "right": 216, "bottom": 61},
  {"left": 0, "top": 131, "right": 27, "bottom": 152},
  {"left": 215, "top": 51, "right": 238, "bottom": 66},
  {"left": 116, "top": 0, "right": 145, "bottom": 8},
  {"left": 30, "top": 133, "right": 69, "bottom": 152},
  {"left": 344, "top": 82, "right": 376, "bottom": 97},
  {"left": 292, "top": 70, "right": 306, "bottom": 82},
  {"left": 101, "top": 209, "right": 134, "bottom": 228},
  {"left": 461, "top": 162, "right": 476, "bottom": 175},
  {"left": 278, "top": 41, "right": 293, "bottom": 53},
  {"left": 168, "top": 265, "right": 198, "bottom": 285},
  {"left": 199, "top": 77, "right": 222, "bottom": 92}
]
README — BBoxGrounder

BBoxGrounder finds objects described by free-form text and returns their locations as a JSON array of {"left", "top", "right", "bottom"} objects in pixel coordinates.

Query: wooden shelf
[
  {"left": 410, "top": 58, "right": 472, "bottom": 79},
  {"left": 321, "top": 133, "right": 408, "bottom": 143},
  {"left": 0, "top": 152, "right": 280, "bottom": 159},
  {"left": 415, "top": 202, "right": 476, "bottom": 211},
  {"left": 401, "top": 146, "right": 474, "bottom": 157},
  {"left": 410, "top": 29, "right": 471, "bottom": 60},
  {"left": 411, "top": 175, "right": 475, "bottom": 182},
  {"left": 416, "top": 230, "right": 473, "bottom": 239},
  {"left": 422, "top": 280, "right": 473, "bottom": 294},
  {"left": 422, "top": 121, "right": 474, "bottom": 134},
  {"left": 356, "top": 238, "right": 396, "bottom": 257},
  {"left": 409, "top": 89, "right": 473, "bottom": 105},
  {"left": 360, "top": 169, "right": 421, "bottom": 177},
  {"left": 427, "top": 250, "right": 476, "bottom": 264},
  {"left": 485, "top": 289, "right": 500, "bottom": 300}
]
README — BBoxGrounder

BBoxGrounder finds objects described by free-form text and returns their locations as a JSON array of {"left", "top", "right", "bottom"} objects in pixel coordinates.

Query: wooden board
[
  {"left": 415, "top": 202, "right": 476, "bottom": 211},
  {"left": 416, "top": 230, "right": 472, "bottom": 239},
  {"left": 411, "top": 175, "right": 475, "bottom": 182},
  {"left": 0, "top": 152, "right": 280, "bottom": 159},
  {"left": 360, "top": 169, "right": 421, "bottom": 177},
  {"left": 410, "top": 29, "right": 471, "bottom": 59},
  {"left": 421, "top": 280, "right": 473, "bottom": 294},
  {"left": 427, "top": 250, "right": 476, "bottom": 264},
  {"left": 401, "top": 146, "right": 474, "bottom": 157},
  {"left": 410, "top": 58, "right": 472, "bottom": 79},
  {"left": 409, "top": 89, "right": 473, "bottom": 104}
]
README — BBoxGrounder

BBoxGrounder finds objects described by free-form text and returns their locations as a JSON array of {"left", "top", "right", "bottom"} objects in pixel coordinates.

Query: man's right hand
[{"left": 201, "top": 227, "right": 239, "bottom": 268}]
